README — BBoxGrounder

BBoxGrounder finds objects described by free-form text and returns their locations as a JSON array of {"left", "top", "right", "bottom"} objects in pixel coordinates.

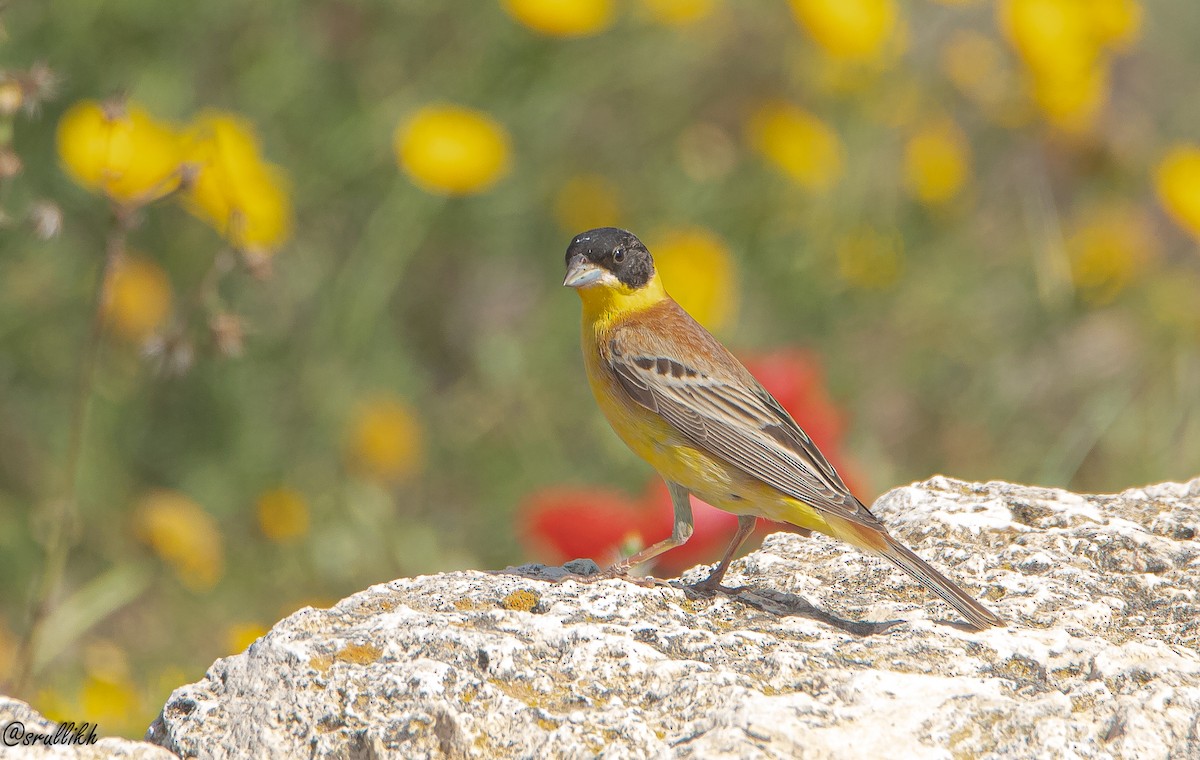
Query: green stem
[{"left": 9, "top": 204, "right": 130, "bottom": 694}]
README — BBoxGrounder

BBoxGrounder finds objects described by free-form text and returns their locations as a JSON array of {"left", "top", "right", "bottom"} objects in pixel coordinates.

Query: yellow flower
[
  {"left": 1029, "top": 62, "right": 1108, "bottom": 133},
  {"left": 102, "top": 254, "right": 173, "bottom": 342},
  {"left": 1067, "top": 203, "right": 1157, "bottom": 305},
  {"left": 748, "top": 101, "right": 843, "bottom": 192},
  {"left": 56, "top": 99, "right": 183, "bottom": 205},
  {"left": 789, "top": 0, "right": 897, "bottom": 61},
  {"left": 502, "top": 0, "right": 614, "bottom": 37},
  {"left": 134, "top": 490, "right": 224, "bottom": 591},
  {"left": 79, "top": 640, "right": 138, "bottom": 729},
  {"left": 225, "top": 622, "right": 268, "bottom": 654},
  {"left": 648, "top": 227, "right": 737, "bottom": 331},
  {"left": 348, "top": 396, "right": 425, "bottom": 483},
  {"left": 903, "top": 118, "right": 971, "bottom": 205},
  {"left": 554, "top": 174, "right": 622, "bottom": 233},
  {"left": 1090, "top": 0, "right": 1141, "bottom": 51},
  {"left": 837, "top": 227, "right": 903, "bottom": 290},
  {"left": 79, "top": 674, "right": 138, "bottom": 728},
  {"left": 256, "top": 487, "right": 310, "bottom": 544},
  {"left": 1155, "top": 145, "right": 1200, "bottom": 243},
  {"left": 998, "top": 0, "right": 1139, "bottom": 131},
  {"left": 395, "top": 105, "right": 511, "bottom": 196},
  {"left": 183, "top": 111, "right": 292, "bottom": 253},
  {"left": 999, "top": 0, "right": 1098, "bottom": 79},
  {"left": 640, "top": 0, "right": 714, "bottom": 26},
  {"left": 35, "top": 689, "right": 73, "bottom": 724}
]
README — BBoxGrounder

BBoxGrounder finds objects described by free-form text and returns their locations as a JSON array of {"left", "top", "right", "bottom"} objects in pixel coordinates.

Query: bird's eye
[{"left": 613, "top": 249, "right": 626, "bottom": 264}]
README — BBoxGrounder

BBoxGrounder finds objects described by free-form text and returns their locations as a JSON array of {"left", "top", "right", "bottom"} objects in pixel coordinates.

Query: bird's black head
[{"left": 563, "top": 227, "right": 655, "bottom": 290}]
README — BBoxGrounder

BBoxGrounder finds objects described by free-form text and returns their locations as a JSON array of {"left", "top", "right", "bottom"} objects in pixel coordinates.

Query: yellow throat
[{"left": 576, "top": 271, "right": 669, "bottom": 331}]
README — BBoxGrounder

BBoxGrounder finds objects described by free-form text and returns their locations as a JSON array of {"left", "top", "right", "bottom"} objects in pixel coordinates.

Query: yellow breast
[
  {"left": 580, "top": 315, "right": 749, "bottom": 508},
  {"left": 576, "top": 286, "right": 836, "bottom": 534}
]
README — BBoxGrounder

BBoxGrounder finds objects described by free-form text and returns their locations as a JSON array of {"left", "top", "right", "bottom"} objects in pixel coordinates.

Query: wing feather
[{"left": 606, "top": 318, "right": 878, "bottom": 527}]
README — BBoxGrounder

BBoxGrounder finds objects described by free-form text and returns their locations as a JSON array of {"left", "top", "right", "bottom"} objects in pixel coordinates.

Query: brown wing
[{"left": 605, "top": 300, "right": 880, "bottom": 528}]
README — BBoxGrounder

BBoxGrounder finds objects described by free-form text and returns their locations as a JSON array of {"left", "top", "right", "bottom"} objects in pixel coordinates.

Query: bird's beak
[{"left": 563, "top": 255, "right": 604, "bottom": 288}]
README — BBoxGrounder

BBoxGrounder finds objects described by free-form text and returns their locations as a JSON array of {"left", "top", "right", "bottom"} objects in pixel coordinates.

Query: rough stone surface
[
  {"left": 0, "top": 696, "right": 176, "bottom": 759},
  {"left": 146, "top": 477, "right": 1200, "bottom": 759}
]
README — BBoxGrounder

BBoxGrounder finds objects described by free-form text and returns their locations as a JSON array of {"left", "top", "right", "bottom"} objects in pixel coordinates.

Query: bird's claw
[
  {"left": 685, "top": 577, "right": 749, "bottom": 596},
  {"left": 603, "top": 564, "right": 676, "bottom": 588}
]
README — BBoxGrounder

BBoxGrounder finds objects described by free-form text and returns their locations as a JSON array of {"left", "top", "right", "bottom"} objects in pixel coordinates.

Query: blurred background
[{"left": 2, "top": 0, "right": 1198, "bottom": 738}]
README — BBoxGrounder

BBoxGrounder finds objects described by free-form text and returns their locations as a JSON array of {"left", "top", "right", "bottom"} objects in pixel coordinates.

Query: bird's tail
[{"left": 876, "top": 533, "right": 1004, "bottom": 630}]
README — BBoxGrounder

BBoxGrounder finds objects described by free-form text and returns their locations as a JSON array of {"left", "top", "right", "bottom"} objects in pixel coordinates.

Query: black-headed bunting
[{"left": 563, "top": 227, "right": 1002, "bottom": 630}]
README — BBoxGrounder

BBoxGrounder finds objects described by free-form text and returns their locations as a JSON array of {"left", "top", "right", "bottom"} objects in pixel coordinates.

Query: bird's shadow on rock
[
  {"left": 704, "top": 586, "right": 903, "bottom": 637},
  {"left": 495, "top": 562, "right": 906, "bottom": 637},
  {"left": 684, "top": 585, "right": 983, "bottom": 635}
]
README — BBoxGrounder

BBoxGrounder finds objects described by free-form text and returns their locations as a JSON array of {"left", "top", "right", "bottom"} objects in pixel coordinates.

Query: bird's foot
[
  {"left": 604, "top": 561, "right": 632, "bottom": 579},
  {"left": 685, "top": 571, "right": 749, "bottom": 596},
  {"left": 599, "top": 562, "right": 676, "bottom": 588},
  {"left": 537, "top": 559, "right": 630, "bottom": 584}
]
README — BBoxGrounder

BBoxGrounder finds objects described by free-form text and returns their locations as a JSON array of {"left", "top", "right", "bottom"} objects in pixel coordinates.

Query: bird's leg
[
  {"left": 690, "top": 515, "right": 757, "bottom": 593},
  {"left": 608, "top": 480, "right": 693, "bottom": 576}
]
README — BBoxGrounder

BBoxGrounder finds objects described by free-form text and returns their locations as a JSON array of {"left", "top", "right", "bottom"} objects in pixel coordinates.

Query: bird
[{"left": 562, "top": 226, "right": 1003, "bottom": 630}]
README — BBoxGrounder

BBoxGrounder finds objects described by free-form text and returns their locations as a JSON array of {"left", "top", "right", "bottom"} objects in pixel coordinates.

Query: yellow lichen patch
[
  {"left": 335, "top": 642, "right": 383, "bottom": 665},
  {"left": 310, "top": 641, "right": 382, "bottom": 673},
  {"left": 994, "top": 655, "right": 1045, "bottom": 686},
  {"left": 501, "top": 589, "right": 540, "bottom": 612},
  {"left": 489, "top": 678, "right": 545, "bottom": 708},
  {"left": 1070, "top": 692, "right": 1100, "bottom": 713},
  {"left": 983, "top": 586, "right": 1007, "bottom": 602},
  {"left": 309, "top": 653, "right": 334, "bottom": 674},
  {"left": 487, "top": 677, "right": 579, "bottom": 713}
]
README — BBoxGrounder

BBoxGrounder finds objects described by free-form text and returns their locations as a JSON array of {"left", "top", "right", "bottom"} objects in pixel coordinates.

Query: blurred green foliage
[{"left": 1, "top": 0, "right": 1199, "bottom": 737}]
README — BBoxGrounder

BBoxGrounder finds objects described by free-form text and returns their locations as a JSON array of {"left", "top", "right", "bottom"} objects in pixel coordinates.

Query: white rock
[{"left": 141, "top": 477, "right": 1200, "bottom": 758}]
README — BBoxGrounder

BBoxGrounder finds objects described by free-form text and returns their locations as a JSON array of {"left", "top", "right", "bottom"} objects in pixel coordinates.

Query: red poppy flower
[{"left": 519, "top": 486, "right": 642, "bottom": 565}]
